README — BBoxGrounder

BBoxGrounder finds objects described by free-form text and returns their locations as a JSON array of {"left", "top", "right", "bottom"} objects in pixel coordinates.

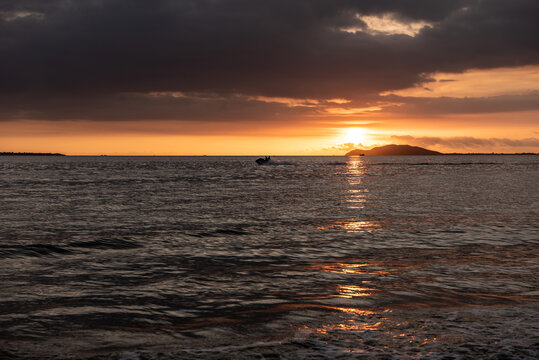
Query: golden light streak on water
[
  {"left": 316, "top": 221, "right": 381, "bottom": 232},
  {"left": 313, "top": 262, "right": 390, "bottom": 276},
  {"left": 337, "top": 285, "right": 373, "bottom": 298}
]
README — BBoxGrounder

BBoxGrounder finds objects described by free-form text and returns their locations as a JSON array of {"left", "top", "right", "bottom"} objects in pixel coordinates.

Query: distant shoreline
[
  {"left": 442, "top": 152, "right": 537, "bottom": 156},
  {"left": 349, "top": 153, "right": 538, "bottom": 156},
  {"left": 0, "top": 153, "right": 537, "bottom": 157},
  {"left": 0, "top": 152, "right": 66, "bottom": 156}
]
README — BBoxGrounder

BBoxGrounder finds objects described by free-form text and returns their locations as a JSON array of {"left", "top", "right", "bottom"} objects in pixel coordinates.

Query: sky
[{"left": 1, "top": 0, "right": 538, "bottom": 155}]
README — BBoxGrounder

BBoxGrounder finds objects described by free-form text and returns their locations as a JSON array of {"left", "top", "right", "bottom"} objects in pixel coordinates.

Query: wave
[
  {"left": 370, "top": 162, "right": 500, "bottom": 166},
  {"left": 0, "top": 239, "right": 141, "bottom": 258},
  {"left": 256, "top": 160, "right": 297, "bottom": 166},
  {"left": 0, "top": 243, "right": 72, "bottom": 258},
  {"left": 192, "top": 228, "right": 250, "bottom": 237},
  {"left": 68, "top": 238, "right": 142, "bottom": 250}
]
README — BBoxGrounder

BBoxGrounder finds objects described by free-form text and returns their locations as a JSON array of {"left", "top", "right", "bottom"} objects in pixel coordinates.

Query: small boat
[{"left": 256, "top": 156, "right": 271, "bottom": 165}]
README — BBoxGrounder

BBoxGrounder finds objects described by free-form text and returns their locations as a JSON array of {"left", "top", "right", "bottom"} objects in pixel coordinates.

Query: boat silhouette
[{"left": 255, "top": 156, "right": 271, "bottom": 165}]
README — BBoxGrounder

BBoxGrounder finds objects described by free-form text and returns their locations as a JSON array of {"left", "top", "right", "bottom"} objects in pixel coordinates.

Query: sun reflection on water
[
  {"left": 345, "top": 159, "right": 369, "bottom": 209},
  {"left": 316, "top": 220, "right": 381, "bottom": 232},
  {"left": 316, "top": 157, "right": 383, "bottom": 232},
  {"left": 338, "top": 285, "right": 372, "bottom": 298},
  {"left": 298, "top": 306, "right": 442, "bottom": 356},
  {"left": 346, "top": 157, "right": 366, "bottom": 186},
  {"left": 315, "top": 262, "right": 389, "bottom": 275},
  {"left": 314, "top": 320, "right": 384, "bottom": 334}
]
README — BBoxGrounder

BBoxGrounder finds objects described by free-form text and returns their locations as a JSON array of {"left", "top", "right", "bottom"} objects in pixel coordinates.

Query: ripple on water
[{"left": 0, "top": 155, "right": 537, "bottom": 358}]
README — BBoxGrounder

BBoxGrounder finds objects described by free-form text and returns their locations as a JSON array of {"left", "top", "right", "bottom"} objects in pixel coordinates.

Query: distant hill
[{"left": 346, "top": 144, "right": 442, "bottom": 156}]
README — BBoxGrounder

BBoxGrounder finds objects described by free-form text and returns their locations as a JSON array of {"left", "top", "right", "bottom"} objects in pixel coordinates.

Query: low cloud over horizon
[
  {"left": 327, "top": 135, "right": 539, "bottom": 154},
  {"left": 389, "top": 135, "right": 539, "bottom": 152}
]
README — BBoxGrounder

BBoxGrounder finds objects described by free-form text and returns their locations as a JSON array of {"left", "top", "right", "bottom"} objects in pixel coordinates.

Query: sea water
[{"left": 0, "top": 155, "right": 537, "bottom": 359}]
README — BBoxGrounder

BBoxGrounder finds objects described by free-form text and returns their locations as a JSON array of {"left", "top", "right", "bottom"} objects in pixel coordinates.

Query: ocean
[{"left": 0, "top": 155, "right": 537, "bottom": 359}]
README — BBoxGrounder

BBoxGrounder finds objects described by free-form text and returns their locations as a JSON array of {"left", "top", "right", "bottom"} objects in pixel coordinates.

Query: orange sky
[{"left": 2, "top": 66, "right": 538, "bottom": 155}]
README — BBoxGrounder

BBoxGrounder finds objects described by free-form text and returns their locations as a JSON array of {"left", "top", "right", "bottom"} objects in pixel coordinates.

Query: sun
[{"left": 344, "top": 128, "right": 366, "bottom": 144}]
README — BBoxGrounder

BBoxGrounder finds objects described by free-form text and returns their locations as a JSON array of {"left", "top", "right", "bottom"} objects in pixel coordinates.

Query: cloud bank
[{"left": 0, "top": 0, "right": 538, "bottom": 126}]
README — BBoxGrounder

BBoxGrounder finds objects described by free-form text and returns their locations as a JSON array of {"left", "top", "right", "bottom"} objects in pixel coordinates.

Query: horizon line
[{"left": 1, "top": 152, "right": 538, "bottom": 157}]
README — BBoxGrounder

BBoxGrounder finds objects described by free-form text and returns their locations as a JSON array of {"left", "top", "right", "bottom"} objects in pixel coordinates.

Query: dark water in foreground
[{"left": 0, "top": 155, "right": 537, "bottom": 359}]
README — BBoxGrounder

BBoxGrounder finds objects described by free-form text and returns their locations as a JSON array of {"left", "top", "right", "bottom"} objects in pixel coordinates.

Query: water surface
[{"left": 0, "top": 155, "right": 537, "bottom": 359}]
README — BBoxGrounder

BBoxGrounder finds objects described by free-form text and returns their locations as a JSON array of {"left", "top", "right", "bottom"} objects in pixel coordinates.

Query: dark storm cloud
[
  {"left": 0, "top": 0, "right": 67, "bottom": 13},
  {"left": 0, "top": 0, "right": 538, "bottom": 121},
  {"left": 0, "top": 91, "right": 315, "bottom": 122}
]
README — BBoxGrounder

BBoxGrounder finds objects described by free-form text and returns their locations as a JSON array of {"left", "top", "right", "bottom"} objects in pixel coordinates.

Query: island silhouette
[{"left": 346, "top": 144, "right": 442, "bottom": 156}]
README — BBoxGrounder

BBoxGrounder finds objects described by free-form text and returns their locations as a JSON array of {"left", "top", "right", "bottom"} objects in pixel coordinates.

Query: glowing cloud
[
  {"left": 325, "top": 106, "right": 383, "bottom": 115},
  {"left": 246, "top": 96, "right": 320, "bottom": 107},
  {"left": 0, "top": 11, "right": 44, "bottom": 22},
  {"left": 342, "top": 13, "right": 433, "bottom": 37},
  {"left": 384, "top": 65, "right": 539, "bottom": 98}
]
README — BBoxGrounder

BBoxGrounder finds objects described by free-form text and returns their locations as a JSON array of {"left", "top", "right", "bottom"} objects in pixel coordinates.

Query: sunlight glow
[
  {"left": 327, "top": 98, "right": 352, "bottom": 104},
  {"left": 344, "top": 128, "right": 366, "bottom": 144}
]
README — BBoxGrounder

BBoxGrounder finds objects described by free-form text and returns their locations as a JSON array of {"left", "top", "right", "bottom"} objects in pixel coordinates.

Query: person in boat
[{"left": 255, "top": 156, "right": 271, "bottom": 165}]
